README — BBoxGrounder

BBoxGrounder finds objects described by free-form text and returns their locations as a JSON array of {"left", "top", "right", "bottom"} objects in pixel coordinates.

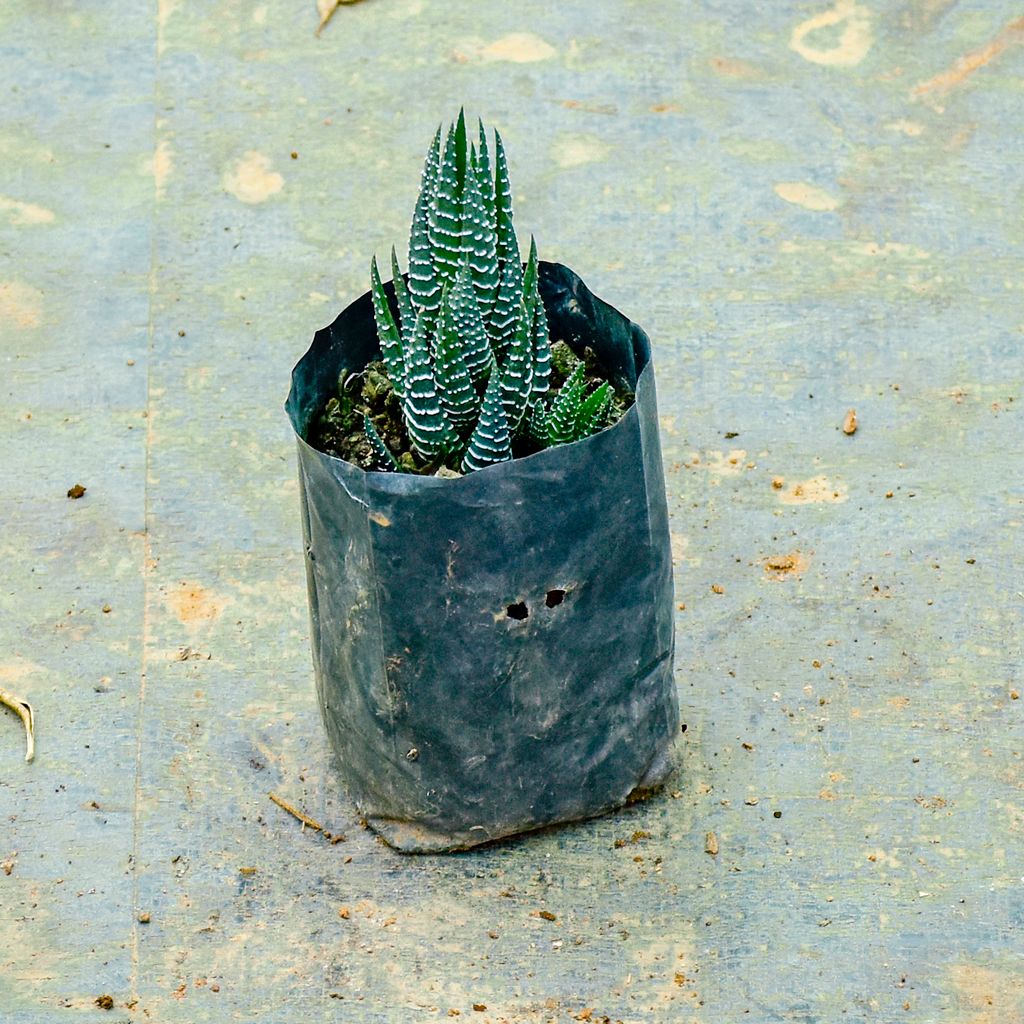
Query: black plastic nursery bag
[{"left": 286, "top": 263, "right": 679, "bottom": 852}]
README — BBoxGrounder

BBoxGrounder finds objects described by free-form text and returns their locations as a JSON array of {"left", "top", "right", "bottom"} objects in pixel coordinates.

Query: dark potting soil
[{"left": 306, "top": 341, "right": 634, "bottom": 474}]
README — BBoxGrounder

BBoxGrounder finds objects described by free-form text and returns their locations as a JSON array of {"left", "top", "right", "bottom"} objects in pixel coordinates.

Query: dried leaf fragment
[
  {"left": 268, "top": 791, "right": 324, "bottom": 833},
  {"left": 0, "top": 688, "right": 35, "bottom": 762},
  {"left": 842, "top": 408, "right": 857, "bottom": 435},
  {"left": 704, "top": 831, "right": 719, "bottom": 856},
  {"left": 315, "top": 0, "right": 365, "bottom": 38}
]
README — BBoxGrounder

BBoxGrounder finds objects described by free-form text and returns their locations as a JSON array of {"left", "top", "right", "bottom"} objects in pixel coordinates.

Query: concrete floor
[{"left": 1, "top": 2, "right": 1022, "bottom": 1021}]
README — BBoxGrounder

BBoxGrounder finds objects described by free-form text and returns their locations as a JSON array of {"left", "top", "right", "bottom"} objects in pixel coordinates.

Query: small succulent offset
[{"left": 365, "top": 111, "right": 616, "bottom": 474}]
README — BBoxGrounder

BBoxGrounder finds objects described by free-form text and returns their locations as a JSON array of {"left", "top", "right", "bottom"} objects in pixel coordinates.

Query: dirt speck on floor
[
  {"left": 67, "top": 483, "right": 86, "bottom": 499},
  {"left": 763, "top": 550, "right": 810, "bottom": 579},
  {"left": 778, "top": 475, "right": 848, "bottom": 505},
  {"left": 613, "top": 830, "right": 651, "bottom": 848}
]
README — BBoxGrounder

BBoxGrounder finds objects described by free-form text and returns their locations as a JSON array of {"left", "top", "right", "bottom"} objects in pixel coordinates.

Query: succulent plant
[{"left": 366, "top": 111, "right": 617, "bottom": 474}]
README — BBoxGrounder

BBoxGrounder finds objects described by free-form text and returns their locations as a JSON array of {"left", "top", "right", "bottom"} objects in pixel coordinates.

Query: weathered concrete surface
[{"left": 1, "top": 2, "right": 1022, "bottom": 1021}]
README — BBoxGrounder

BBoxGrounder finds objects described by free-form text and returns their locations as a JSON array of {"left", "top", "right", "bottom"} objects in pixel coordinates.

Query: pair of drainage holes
[{"left": 506, "top": 590, "right": 566, "bottom": 621}]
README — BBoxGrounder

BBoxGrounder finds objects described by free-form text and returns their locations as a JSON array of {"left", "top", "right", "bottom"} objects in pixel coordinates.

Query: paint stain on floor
[
  {"left": 164, "top": 581, "right": 224, "bottom": 625},
  {"left": 147, "top": 140, "right": 174, "bottom": 199},
  {"left": 222, "top": 151, "right": 284, "bottom": 204},
  {"left": 790, "top": 0, "right": 874, "bottom": 68},
  {"left": 709, "top": 55, "right": 764, "bottom": 79},
  {"left": 453, "top": 32, "right": 556, "bottom": 64},
  {"left": 552, "top": 134, "right": 609, "bottom": 169},
  {"left": 0, "top": 280, "right": 42, "bottom": 329},
  {"left": 947, "top": 963, "right": 1024, "bottom": 1024},
  {"left": 0, "top": 196, "right": 56, "bottom": 226},
  {"left": 912, "top": 16, "right": 1024, "bottom": 101},
  {"left": 480, "top": 32, "right": 556, "bottom": 63},
  {"left": 774, "top": 181, "right": 841, "bottom": 212}
]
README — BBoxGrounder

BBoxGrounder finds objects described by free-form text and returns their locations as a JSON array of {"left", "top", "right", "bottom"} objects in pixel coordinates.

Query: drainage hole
[
  {"left": 506, "top": 601, "right": 529, "bottom": 621},
  {"left": 545, "top": 589, "right": 566, "bottom": 608}
]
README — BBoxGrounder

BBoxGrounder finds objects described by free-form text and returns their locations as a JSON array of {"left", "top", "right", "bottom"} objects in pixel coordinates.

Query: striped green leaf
[
  {"left": 434, "top": 284, "right": 480, "bottom": 434},
  {"left": 499, "top": 297, "right": 535, "bottom": 433},
  {"left": 576, "top": 381, "right": 612, "bottom": 438},
  {"left": 445, "top": 260, "right": 493, "bottom": 386},
  {"left": 531, "top": 294, "right": 552, "bottom": 402},
  {"left": 390, "top": 247, "right": 415, "bottom": 342},
  {"left": 463, "top": 149, "right": 499, "bottom": 317},
  {"left": 364, "top": 415, "right": 398, "bottom": 472},
  {"left": 490, "top": 254, "right": 523, "bottom": 362},
  {"left": 452, "top": 108, "right": 469, "bottom": 192},
  {"left": 402, "top": 311, "right": 455, "bottom": 461},
  {"left": 428, "top": 121, "right": 466, "bottom": 292},
  {"left": 476, "top": 119, "right": 496, "bottom": 226},
  {"left": 408, "top": 125, "right": 442, "bottom": 314},
  {"left": 522, "top": 234, "right": 538, "bottom": 298},
  {"left": 462, "top": 367, "right": 512, "bottom": 473},
  {"left": 526, "top": 399, "right": 549, "bottom": 445},
  {"left": 370, "top": 255, "right": 405, "bottom": 399},
  {"left": 522, "top": 237, "right": 551, "bottom": 400},
  {"left": 493, "top": 129, "right": 517, "bottom": 268},
  {"left": 546, "top": 362, "right": 587, "bottom": 446}
]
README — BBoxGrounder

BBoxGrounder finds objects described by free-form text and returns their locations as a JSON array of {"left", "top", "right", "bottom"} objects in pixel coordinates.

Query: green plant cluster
[{"left": 365, "top": 111, "right": 615, "bottom": 474}]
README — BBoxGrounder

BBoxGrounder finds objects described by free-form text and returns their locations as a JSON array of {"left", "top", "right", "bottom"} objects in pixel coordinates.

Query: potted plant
[{"left": 286, "top": 112, "right": 679, "bottom": 852}]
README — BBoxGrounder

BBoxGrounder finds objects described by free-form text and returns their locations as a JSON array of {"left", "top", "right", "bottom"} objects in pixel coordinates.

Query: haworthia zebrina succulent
[{"left": 364, "top": 114, "right": 619, "bottom": 473}]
